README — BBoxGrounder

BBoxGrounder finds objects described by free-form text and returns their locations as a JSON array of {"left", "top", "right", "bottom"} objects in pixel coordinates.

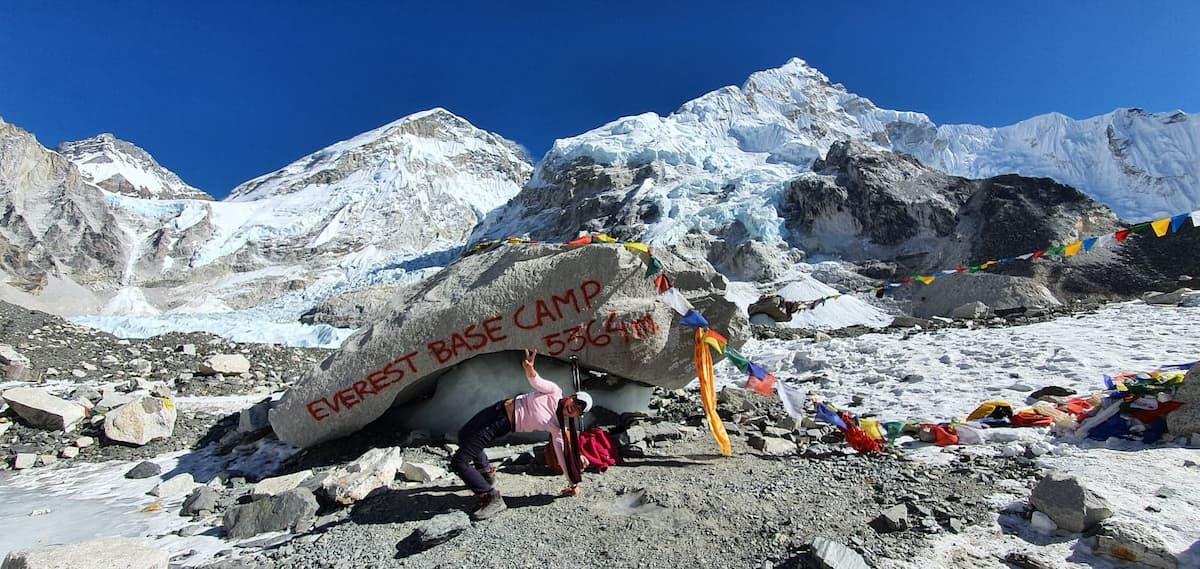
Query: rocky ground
[{"left": 2, "top": 299, "right": 1196, "bottom": 569}]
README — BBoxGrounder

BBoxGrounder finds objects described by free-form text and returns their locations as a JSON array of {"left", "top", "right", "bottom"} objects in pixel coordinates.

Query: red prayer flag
[
  {"left": 654, "top": 273, "right": 671, "bottom": 293},
  {"left": 568, "top": 235, "right": 593, "bottom": 247},
  {"left": 1031, "top": 250, "right": 1045, "bottom": 261},
  {"left": 1114, "top": 229, "right": 1131, "bottom": 242}
]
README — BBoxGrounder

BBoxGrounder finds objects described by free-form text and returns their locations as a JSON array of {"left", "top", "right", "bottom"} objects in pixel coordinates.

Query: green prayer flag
[
  {"left": 644, "top": 256, "right": 664, "bottom": 278},
  {"left": 724, "top": 346, "right": 750, "bottom": 372},
  {"left": 969, "top": 265, "right": 981, "bottom": 273},
  {"left": 1048, "top": 244, "right": 1065, "bottom": 257}
]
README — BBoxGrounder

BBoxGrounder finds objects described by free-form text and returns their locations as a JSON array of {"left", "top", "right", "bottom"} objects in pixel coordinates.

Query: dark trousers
[{"left": 451, "top": 400, "right": 512, "bottom": 496}]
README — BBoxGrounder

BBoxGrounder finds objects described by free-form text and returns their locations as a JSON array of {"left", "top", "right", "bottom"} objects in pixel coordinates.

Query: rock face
[
  {"left": 322, "top": 447, "right": 404, "bottom": 505},
  {"left": 1166, "top": 364, "right": 1200, "bottom": 437},
  {"left": 103, "top": 395, "right": 177, "bottom": 445},
  {"left": 199, "top": 354, "right": 250, "bottom": 376},
  {"left": 223, "top": 488, "right": 319, "bottom": 539},
  {"left": 785, "top": 141, "right": 1120, "bottom": 273},
  {"left": 1029, "top": 472, "right": 1114, "bottom": 533},
  {"left": 909, "top": 273, "right": 1061, "bottom": 319},
  {"left": 271, "top": 243, "right": 746, "bottom": 448},
  {"left": 1, "top": 387, "right": 87, "bottom": 431},
  {"left": 0, "top": 537, "right": 169, "bottom": 569},
  {"left": 56, "top": 134, "right": 212, "bottom": 200}
]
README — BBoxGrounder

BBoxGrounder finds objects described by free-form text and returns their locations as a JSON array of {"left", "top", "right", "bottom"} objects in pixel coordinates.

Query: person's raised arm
[{"left": 522, "top": 350, "right": 560, "bottom": 394}]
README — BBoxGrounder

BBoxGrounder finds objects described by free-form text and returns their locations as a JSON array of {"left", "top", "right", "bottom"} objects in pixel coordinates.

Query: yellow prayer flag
[
  {"left": 703, "top": 337, "right": 725, "bottom": 354},
  {"left": 594, "top": 233, "right": 617, "bottom": 243},
  {"left": 1151, "top": 218, "right": 1171, "bottom": 237},
  {"left": 916, "top": 275, "right": 935, "bottom": 285},
  {"left": 1063, "top": 241, "right": 1083, "bottom": 257},
  {"left": 623, "top": 242, "right": 650, "bottom": 255}
]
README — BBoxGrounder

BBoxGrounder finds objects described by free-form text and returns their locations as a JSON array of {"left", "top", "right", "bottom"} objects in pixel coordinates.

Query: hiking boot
[{"left": 471, "top": 491, "right": 507, "bottom": 521}]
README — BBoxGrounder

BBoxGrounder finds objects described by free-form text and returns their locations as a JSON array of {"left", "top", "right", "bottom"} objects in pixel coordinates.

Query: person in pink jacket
[{"left": 451, "top": 349, "right": 593, "bottom": 521}]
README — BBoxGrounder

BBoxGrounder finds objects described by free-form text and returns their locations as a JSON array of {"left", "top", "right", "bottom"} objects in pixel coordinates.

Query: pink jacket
[{"left": 513, "top": 373, "right": 568, "bottom": 477}]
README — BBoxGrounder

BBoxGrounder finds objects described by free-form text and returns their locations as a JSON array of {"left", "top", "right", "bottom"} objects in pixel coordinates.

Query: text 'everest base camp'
[{"left": 1, "top": 43, "right": 1200, "bottom": 569}]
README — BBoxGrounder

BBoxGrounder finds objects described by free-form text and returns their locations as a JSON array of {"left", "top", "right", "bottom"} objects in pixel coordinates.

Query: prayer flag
[
  {"left": 1095, "top": 233, "right": 1115, "bottom": 249},
  {"left": 694, "top": 329, "right": 732, "bottom": 456},
  {"left": 745, "top": 373, "right": 776, "bottom": 396},
  {"left": 1047, "top": 244, "right": 1065, "bottom": 257},
  {"left": 1170, "top": 213, "right": 1190, "bottom": 234},
  {"left": 955, "top": 266, "right": 968, "bottom": 273},
  {"left": 623, "top": 242, "right": 650, "bottom": 255},
  {"left": 703, "top": 329, "right": 728, "bottom": 354},
  {"left": 815, "top": 402, "right": 849, "bottom": 431},
  {"left": 1017, "top": 253, "right": 1034, "bottom": 261},
  {"left": 969, "top": 265, "right": 981, "bottom": 273},
  {"left": 1082, "top": 237, "right": 1098, "bottom": 252},
  {"left": 1131, "top": 222, "right": 1152, "bottom": 234},
  {"left": 916, "top": 275, "right": 935, "bottom": 285},
  {"left": 568, "top": 235, "right": 592, "bottom": 247},
  {"left": 747, "top": 361, "right": 768, "bottom": 380},
  {"left": 679, "top": 310, "right": 709, "bottom": 328},
  {"left": 1115, "top": 229, "right": 1131, "bottom": 241},
  {"left": 776, "top": 379, "right": 807, "bottom": 419},
  {"left": 660, "top": 287, "right": 693, "bottom": 315},
  {"left": 644, "top": 256, "right": 664, "bottom": 277},
  {"left": 1063, "top": 241, "right": 1083, "bottom": 257},
  {"left": 1151, "top": 218, "right": 1171, "bottom": 237},
  {"left": 724, "top": 346, "right": 751, "bottom": 373},
  {"left": 1032, "top": 250, "right": 1046, "bottom": 260},
  {"left": 980, "top": 260, "right": 998, "bottom": 270},
  {"left": 940, "top": 269, "right": 958, "bottom": 275},
  {"left": 594, "top": 233, "right": 617, "bottom": 243},
  {"left": 654, "top": 273, "right": 671, "bottom": 294}
]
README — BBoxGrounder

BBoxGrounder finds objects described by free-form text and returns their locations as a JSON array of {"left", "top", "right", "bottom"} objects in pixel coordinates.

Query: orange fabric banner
[{"left": 695, "top": 328, "right": 732, "bottom": 456}]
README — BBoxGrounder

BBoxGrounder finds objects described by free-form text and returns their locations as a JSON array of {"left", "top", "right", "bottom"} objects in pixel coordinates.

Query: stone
[
  {"left": 748, "top": 435, "right": 796, "bottom": 456},
  {"left": 178, "top": 344, "right": 196, "bottom": 356},
  {"left": 74, "top": 436, "right": 95, "bottom": 448},
  {"left": 13, "top": 453, "right": 36, "bottom": 469},
  {"left": 1143, "top": 288, "right": 1193, "bottom": 305},
  {"left": 1029, "top": 472, "right": 1113, "bottom": 533},
  {"left": 100, "top": 355, "right": 120, "bottom": 367},
  {"left": 199, "top": 354, "right": 251, "bottom": 376},
  {"left": 251, "top": 470, "right": 313, "bottom": 498},
  {"left": 901, "top": 374, "right": 925, "bottom": 383},
  {"left": 1030, "top": 511, "right": 1058, "bottom": 533},
  {"left": 59, "top": 447, "right": 79, "bottom": 459},
  {"left": 80, "top": 362, "right": 97, "bottom": 371},
  {"left": 150, "top": 473, "right": 195, "bottom": 497},
  {"left": 321, "top": 447, "right": 403, "bottom": 505},
  {"left": 401, "top": 462, "right": 447, "bottom": 483},
  {"left": 1165, "top": 364, "right": 1200, "bottom": 437},
  {"left": 70, "top": 386, "right": 102, "bottom": 403},
  {"left": 809, "top": 537, "right": 870, "bottom": 569},
  {"left": 870, "top": 504, "right": 909, "bottom": 533},
  {"left": 0, "top": 537, "right": 169, "bottom": 568},
  {"left": 126, "top": 358, "right": 153, "bottom": 375},
  {"left": 718, "top": 386, "right": 761, "bottom": 413},
  {"left": 238, "top": 398, "right": 272, "bottom": 434},
  {"left": 96, "top": 390, "right": 134, "bottom": 411},
  {"left": 180, "top": 486, "right": 220, "bottom": 517},
  {"left": 1, "top": 388, "right": 87, "bottom": 431},
  {"left": 889, "top": 316, "right": 930, "bottom": 329},
  {"left": 125, "top": 460, "right": 161, "bottom": 479},
  {"left": 950, "top": 301, "right": 992, "bottom": 320},
  {"left": 0, "top": 420, "right": 9, "bottom": 438},
  {"left": 104, "top": 396, "right": 177, "bottom": 446},
  {"left": 1095, "top": 519, "right": 1179, "bottom": 569},
  {"left": 1003, "top": 552, "right": 1057, "bottom": 569},
  {"left": 643, "top": 422, "right": 683, "bottom": 442},
  {"left": 0, "top": 344, "right": 33, "bottom": 381},
  {"left": 70, "top": 369, "right": 87, "bottom": 379},
  {"left": 270, "top": 244, "right": 745, "bottom": 448},
  {"left": 912, "top": 273, "right": 1059, "bottom": 319},
  {"left": 619, "top": 424, "right": 647, "bottom": 446},
  {"left": 223, "top": 488, "right": 319, "bottom": 539},
  {"left": 411, "top": 511, "right": 471, "bottom": 549}
]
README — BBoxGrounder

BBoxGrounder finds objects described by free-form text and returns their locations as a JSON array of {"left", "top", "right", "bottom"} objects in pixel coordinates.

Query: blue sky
[{"left": 1, "top": 1, "right": 1197, "bottom": 198}]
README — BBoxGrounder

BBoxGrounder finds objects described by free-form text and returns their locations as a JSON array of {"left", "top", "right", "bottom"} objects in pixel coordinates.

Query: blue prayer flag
[{"left": 679, "top": 310, "right": 709, "bottom": 328}]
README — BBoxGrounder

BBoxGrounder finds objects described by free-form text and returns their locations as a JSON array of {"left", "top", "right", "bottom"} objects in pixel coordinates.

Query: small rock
[
  {"left": 1095, "top": 519, "right": 1180, "bottom": 569},
  {"left": 199, "top": 354, "right": 251, "bottom": 376},
  {"left": 1153, "top": 485, "right": 1175, "bottom": 499},
  {"left": 251, "top": 470, "right": 314, "bottom": 498},
  {"left": 178, "top": 344, "right": 197, "bottom": 356},
  {"left": 938, "top": 355, "right": 952, "bottom": 364},
  {"left": 223, "top": 488, "right": 319, "bottom": 539},
  {"left": 70, "top": 369, "right": 88, "bottom": 379},
  {"left": 411, "top": 511, "right": 471, "bottom": 549},
  {"left": 809, "top": 536, "right": 870, "bottom": 569},
  {"left": 180, "top": 486, "right": 220, "bottom": 517},
  {"left": 619, "top": 425, "right": 647, "bottom": 446},
  {"left": 401, "top": 462, "right": 447, "bottom": 483},
  {"left": 901, "top": 374, "right": 925, "bottom": 383},
  {"left": 151, "top": 473, "right": 196, "bottom": 498},
  {"left": 127, "top": 358, "right": 154, "bottom": 375},
  {"left": 1030, "top": 511, "right": 1058, "bottom": 533},
  {"left": 60, "top": 446, "right": 79, "bottom": 459},
  {"left": 75, "top": 436, "right": 95, "bottom": 448},
  {"left": 1029, "top": 472, "right": 1113, "bottom": 533},
  {"left": 0, "top": 537, "right": 170, "bottom": 568},
  {"left": 322, "top": 447, "right": 403, "bottom": 505},
  {"left": 870, "top": 504, "right": 909, "bottom": 533},
  {"left": 1003, "top": 552, "right": 1057, "bottom": 569},
  {"left": 13, "top": 453, "right": 37, "bottom": 469},
  {"left": 80, "top": 362, "right": 98, "bottom": 372}
]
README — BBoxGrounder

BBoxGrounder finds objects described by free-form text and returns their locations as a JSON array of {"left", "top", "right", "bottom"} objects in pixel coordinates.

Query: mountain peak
[{"left": 57, "top": 134, "right": 212, "bottom": 201}]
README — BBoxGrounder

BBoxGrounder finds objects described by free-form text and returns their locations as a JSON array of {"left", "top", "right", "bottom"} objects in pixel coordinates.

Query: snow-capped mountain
[
  {"left": 56, "top": 134, "right": 212, "bottom": 201},
  {"left": 1, "top": 110, "right": 533, "bottom": 328},
  {"left": 474, "top": 58, "right": 1197, "bottom": 256}
]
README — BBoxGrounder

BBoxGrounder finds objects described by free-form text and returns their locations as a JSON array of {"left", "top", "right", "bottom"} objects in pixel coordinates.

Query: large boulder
[
  {"left": 1, "top": 537, "right": 169, "bottom": 569},
  {"left": 103, "top": 396, "right": 177, "bottom": 446},
  {"left": 271, "top": 243, "right": 746, "bottom": 448},
  {"left": 1029, "top": 472, "right": 1113, "bottom": 533},
  {"left": 1166, "top": 364, "right": 1200, "bottom": 437},
  {"left": 322, "top": 447, "right": 403, "bottom": 505},
  {"left": 0, "top": 344, "right": 33, "bottom": 381},
  {"left": 222, "top": 488, "right": 319, "bottom": 539},
  {"left": 910, "top": 273, "right": 1060, "bottom": 319},
  {"left": 1, "top": 388, "right": 87, "bottom": 431}
]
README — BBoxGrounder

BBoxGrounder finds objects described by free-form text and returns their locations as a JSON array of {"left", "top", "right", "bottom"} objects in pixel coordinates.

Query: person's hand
[
  {"left": 580, "top": 454, "right": 590, "bottom": 469},
  {"left": 559, "top": 485, "right": 581, "bottom": 497},
  {"left": 522, "top": 349, "right": 537, "bottom": 377}
]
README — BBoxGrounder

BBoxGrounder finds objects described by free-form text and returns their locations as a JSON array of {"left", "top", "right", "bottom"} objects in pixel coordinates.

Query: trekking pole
[{"left": 569, "top": 355, "right": 581, "bottom": 393}]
